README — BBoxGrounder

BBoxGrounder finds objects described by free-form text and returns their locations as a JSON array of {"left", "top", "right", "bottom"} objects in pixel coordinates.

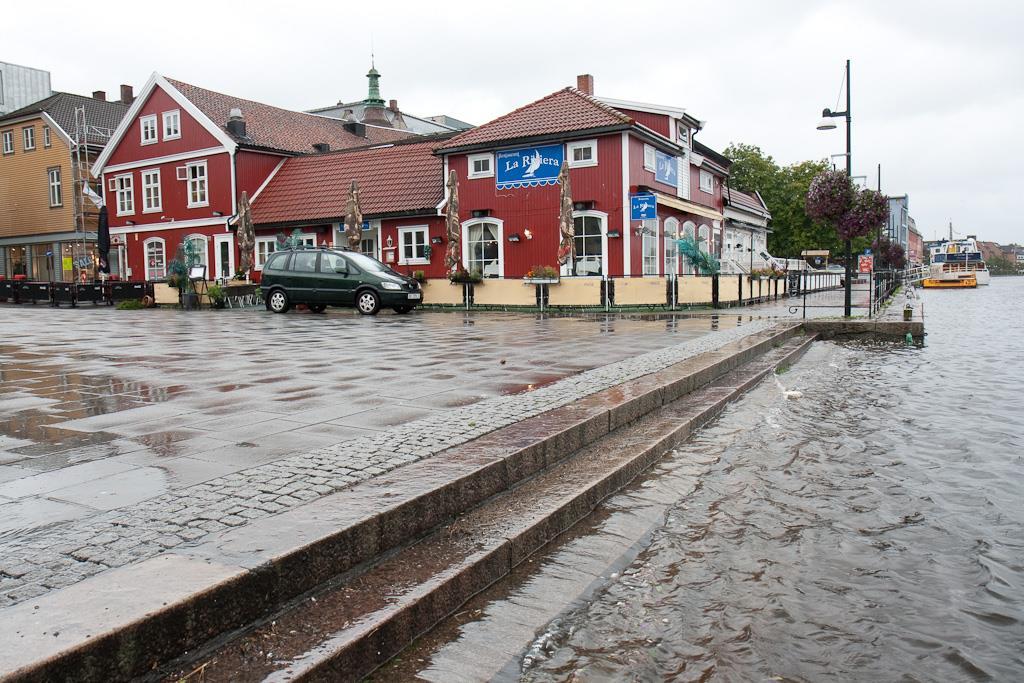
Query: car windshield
[{"left": 341, "top": 251, "right": 394, "bottom": 274}]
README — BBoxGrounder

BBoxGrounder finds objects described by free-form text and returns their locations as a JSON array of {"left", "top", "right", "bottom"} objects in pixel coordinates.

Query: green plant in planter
[
  {"left": 208, "top": 284, "right": 226, "bottom": 308},
  {"left": 525, "top": 265, "right": 559, "bottom": 280},
  {"left": 115, "top": 298, "right": 144, "bottom": 310},
  {"left": 449, "top": 267, "right": 482, "bottom": 284},
  {"left": 412, "top": 270, "right": 426, "bottom": 283}
]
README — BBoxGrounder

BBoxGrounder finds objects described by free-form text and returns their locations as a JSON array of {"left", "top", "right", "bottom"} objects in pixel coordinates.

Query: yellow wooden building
[{"left": 0, "top": 89, "right": 129, "bottom": 281}]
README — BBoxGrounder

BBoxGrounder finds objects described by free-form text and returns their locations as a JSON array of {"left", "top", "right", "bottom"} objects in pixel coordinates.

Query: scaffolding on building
[{"left": 70, "top": 106, "right": 114, "bottom": 281}]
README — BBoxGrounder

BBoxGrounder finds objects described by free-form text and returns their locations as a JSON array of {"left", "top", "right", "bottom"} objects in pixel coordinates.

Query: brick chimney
[
  {"left": 119, "top": 84, "right": 134, "bottom": 105},
  {"left": 92, "top": 90, "right": 107, "bottom": 101},
  {"left": 576, "top": 74, "right": 594, "bottom": 95}
]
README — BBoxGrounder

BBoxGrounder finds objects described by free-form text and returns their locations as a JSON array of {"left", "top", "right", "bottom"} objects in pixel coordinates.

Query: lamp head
[{"left": 817, "top": 108, "right": 838, "bottom": 130}]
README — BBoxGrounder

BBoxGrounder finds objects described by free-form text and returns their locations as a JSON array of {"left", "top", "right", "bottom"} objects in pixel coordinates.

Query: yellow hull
[{"left": 922, "top": 276, "right": 977, "bottom": 289}]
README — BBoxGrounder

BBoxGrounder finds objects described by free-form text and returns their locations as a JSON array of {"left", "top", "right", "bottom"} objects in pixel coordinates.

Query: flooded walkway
[{"left": 383, "top": 279, "right": 1024, "bottom": 681}]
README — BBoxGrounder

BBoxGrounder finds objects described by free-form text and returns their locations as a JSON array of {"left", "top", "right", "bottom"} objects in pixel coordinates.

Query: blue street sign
[
  {"left": 630, "top": 193, "right": 657, "bottom": 221},
  {"left": 864, "top": 248, "right": 872, "bottom": 255},
  {"left": 495, "top": 144, "right": 564, "bottom": 189}
]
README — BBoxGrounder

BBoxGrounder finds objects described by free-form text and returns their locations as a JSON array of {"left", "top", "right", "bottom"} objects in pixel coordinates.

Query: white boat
[{"left": 928, "top": 236, "right": 990, "bottom": 286}]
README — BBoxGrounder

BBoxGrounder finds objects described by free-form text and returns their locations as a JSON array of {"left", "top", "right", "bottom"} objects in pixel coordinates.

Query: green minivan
[{"left": 260, "top": 247, "right": 422, "bottom": 315}]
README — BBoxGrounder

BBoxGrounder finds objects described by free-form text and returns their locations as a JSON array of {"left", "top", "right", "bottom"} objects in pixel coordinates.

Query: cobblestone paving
[{"left": 0, "top": 308, "right": 771, "bottom": 607}]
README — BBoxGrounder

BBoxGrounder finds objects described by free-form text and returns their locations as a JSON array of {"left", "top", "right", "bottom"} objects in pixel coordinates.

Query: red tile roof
[
  {"left": 435, "top": 87, "right": 632, "bottom": 152},
  {"left": 165, "top": 77, "right": 414, "bottom": 154},
  {"left": 250, "top": 138, "right": 446, "bottom": 225}
]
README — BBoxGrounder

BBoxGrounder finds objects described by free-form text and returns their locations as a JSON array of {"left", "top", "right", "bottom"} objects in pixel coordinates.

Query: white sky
[{"left": 8, "top": 0, "right": 1022, "bottom": 243}]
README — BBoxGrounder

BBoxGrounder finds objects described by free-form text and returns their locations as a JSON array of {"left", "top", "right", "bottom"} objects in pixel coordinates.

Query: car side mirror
[{"left": 334, "top": 265, "right": 348, "bottom": 274}]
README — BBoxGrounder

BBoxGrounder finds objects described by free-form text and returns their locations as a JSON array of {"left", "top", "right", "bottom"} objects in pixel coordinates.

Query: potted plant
[
  {"left": 208, "top": 283, "right": 226, "bottom": 309},
  {"left": 523, "top": 265, "right": 560, "bottom": 284},
  {"left": 449, "top": 267, "right": 483, "bottom": 284},
  {"left": 412, "top": 270, "right": 426, "bottom": 284}
]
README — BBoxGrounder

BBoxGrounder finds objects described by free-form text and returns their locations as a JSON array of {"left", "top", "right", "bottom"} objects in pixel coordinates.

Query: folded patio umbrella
[
  {"left": 344, "top": 180, "right": 363, "bottom": 251},
  {"left": 97, "top": 205, "right": 110, "bottom": 274},
  {"left": 556, "top": 162, "right": 575, "bottom": 272},
  {"left": 237, "top": 191, "right": 256, "bottom": 276},
  {"left": 445, "top": 170, "right": 461, "bottom": 273}
]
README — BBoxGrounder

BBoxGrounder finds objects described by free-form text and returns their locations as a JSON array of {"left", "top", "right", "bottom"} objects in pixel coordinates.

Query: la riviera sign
[{"left": 496, "top": 144, "right": 564, "bottom": 189}]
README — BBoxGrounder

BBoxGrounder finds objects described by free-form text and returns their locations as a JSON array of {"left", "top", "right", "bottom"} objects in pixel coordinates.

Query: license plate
[{"left": 407, "top": 293, "right": 421, "bottom": 300}]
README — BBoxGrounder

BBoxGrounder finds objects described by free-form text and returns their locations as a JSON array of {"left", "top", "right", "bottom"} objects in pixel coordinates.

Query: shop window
[
  {"left": 162, "top": 110, "right": 181, "bottom": 140},
  {"left": 698, "top": 225, "right": 711, "bottom": 254},
  {"left": 664, "top": 217, "right": 680, "bottom": 275},
  {"left": 398, "top": 225, "right": 429, "bottom": 265},
  {"left": 567, "top": 139, "right": 597, "bottom": 168},
  {"left": 642, "top": 220, "right": 658, "bottom": 275},
  {"left": 681, "top": 221, "right": 696, "bottom": 274},
  {"left": 140, "top": 115, "right": 158, "bottom": 145},
  {"left": 255, "top": 237, "right": 276, "bottom": 270},
  {"left": 464, "top": 220, "right": 502, "bottom": 277},
  {"left": 185, "top": 234, "right": 208, "bottom": 271},
  {"left": 144, "top": 238, "right": 166, "bottom": 280},
  {"left": 564, "top": 212, "right": 605, "bottom": 277},
  {"left": 47, "top": 167, "right": 62, "bottom": 207},
  {"left": 468, "top": 153, "right": 493, "bottom": 179}
]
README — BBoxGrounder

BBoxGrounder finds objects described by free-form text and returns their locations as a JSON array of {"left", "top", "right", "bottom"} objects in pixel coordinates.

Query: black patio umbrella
[{"left": 97, "top": 205, "right": 111, "bottom": 274}]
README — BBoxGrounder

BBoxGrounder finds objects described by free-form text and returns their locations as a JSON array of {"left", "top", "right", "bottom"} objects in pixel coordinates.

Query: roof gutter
[{"left": 251, "top": 208, "right": 442, "bottom": 230}]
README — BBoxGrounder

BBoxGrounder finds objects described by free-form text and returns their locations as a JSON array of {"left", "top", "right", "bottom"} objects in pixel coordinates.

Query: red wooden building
[
  {"left": 433, "top": 74, "right": 730, "bottom": 280},
  {"left": 91, "top": 73, "right": 413, "bottom": 282},
  {"left": 247, "top": 135, "right": 452, "bottom": 280}
]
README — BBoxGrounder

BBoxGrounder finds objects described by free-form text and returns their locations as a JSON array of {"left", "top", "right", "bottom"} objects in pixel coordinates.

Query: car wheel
[
  {"left": 309, "top": 304, "right": 327, "bottom": 314},
  {"left": 268, "top": 289, "right": 290, "bottom": 314},
  {"left": 392, "top": 305, "right": 413, "bottom": 314},
  {"left": 356, "top": 289, "right": 380, "bottom": 315}
]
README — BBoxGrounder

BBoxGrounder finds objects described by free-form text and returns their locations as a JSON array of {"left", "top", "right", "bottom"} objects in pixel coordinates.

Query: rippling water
[{"left": 523, "top": 279, "right": 1024, "bottom": 682}]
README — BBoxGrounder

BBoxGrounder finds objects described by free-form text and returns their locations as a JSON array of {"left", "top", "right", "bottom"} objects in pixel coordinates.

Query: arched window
[
  {"left": 642, "top": 218, "right": 659, "bottom": 275},
  {"left": 698, "top": 225, "right": 710, "bottom": 254},
  {"left": 143, "top": 237, "right": 166, "bottom": 280},
  {"left": 681, "top": 221, "right": 696, "bottom": 274},
  {"left": 664, "top": 217, "right": 680, "bottom": 275},
  {"left": 462, "top": 217, "right": 504, "bottom": 278},
  {"left": 185, "top": 234, "right": 209, "bottom": 272},
  {"left": 563, "top": 210, "right": 607, "bottom": 277}
]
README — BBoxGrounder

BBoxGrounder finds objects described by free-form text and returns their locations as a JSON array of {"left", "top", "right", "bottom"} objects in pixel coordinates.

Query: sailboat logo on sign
[{"left": 496, "top": 144, "right": 564, "bottom": 189}]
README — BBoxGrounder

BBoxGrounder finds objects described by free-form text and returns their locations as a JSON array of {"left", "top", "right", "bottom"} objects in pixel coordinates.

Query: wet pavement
[{"left": 0, "top": 305, "right": 767, "bottom": 607}]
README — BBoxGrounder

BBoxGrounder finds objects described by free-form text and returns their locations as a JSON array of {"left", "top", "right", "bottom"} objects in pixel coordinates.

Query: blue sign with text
[
  {"left": 655, "top": 150, "right": 678, "bottom": 187},
  {"left": 630, "top": 193, "right": 658, "bottom": 220},
  {"left": 495, "top": 144, "right": 564, "bottom": 189}
]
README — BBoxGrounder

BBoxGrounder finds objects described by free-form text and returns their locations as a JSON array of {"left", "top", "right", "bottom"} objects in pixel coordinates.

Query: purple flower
[
  {"left": 838, "top": 189, "right": 889, "bottom": 240},
  {"left": 806, "top": 170, "right": 855, "bottom": 223}
]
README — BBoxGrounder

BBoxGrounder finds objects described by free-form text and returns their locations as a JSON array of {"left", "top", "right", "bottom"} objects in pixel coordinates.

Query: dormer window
[
  {"left": 140, "top": 115, "right": 158, "bottom": 145},
  {"left": 567, "top": 139, "right": 598, "bottom": 168},
  {"left": 468, "top": 152, "right": 493, "bottom": 179},
  {"left": 676, "top": 121, "right": 689, "bottom": 147},
  {"left": 162, "top": 110, "right": 181, "bottom": 140}
]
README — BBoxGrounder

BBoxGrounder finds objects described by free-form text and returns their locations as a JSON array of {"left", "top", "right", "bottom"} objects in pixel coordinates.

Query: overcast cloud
[{"left": 7, "top": 0, "right": 1022, "bottom": 243}]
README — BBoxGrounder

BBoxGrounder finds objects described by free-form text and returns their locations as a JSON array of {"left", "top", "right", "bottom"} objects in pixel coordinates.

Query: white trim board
[
  {"left": 110, "top": 217, "right": 227, "bottom": 235},
  {"left": 102, "top": 146, "right": 226, "bottom": 174}
]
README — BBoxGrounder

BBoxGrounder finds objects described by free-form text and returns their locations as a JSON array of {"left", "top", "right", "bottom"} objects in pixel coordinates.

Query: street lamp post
[{"left": 817, "top": 59, "right": 853, "bottom": 317}]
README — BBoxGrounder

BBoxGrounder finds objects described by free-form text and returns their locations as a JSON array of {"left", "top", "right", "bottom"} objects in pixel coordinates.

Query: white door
[{"left": 214, "top": 234, "right": 235, "bottom": 280}]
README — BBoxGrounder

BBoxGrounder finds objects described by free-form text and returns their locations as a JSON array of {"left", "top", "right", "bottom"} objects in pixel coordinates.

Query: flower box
[{"left": 523, "top": 277, "right": 560, "bottom": 285}]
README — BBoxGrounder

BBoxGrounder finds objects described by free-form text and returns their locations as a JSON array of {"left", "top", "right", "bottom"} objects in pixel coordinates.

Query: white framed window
[
  {"left": 43, "top": 126, "right": 51, "bottom": 147},
  {"left": 467, "top": 153, "right": 493, "bottom": 179},
  {"left": 698, "top": 225, "right": 711, "bottom": 254},
  {"left": 214, "top": 234, "right": 235, "bottom": 280},
  {"left": 398, "top": 225, "right": 430, "bottom": 265},
  {"left": 140, "top": 115, "right": 158, "bottom": 145},
  {"left": 642, "top": 219, "right": 659, "bottom": 275},
  {"left": 144, "top": 237, "right": 167, "bottom": 280},
  {"left": 22, "top": 126, "right": 35, "bottom": 151},
  {"left": 462, "top": 219, "right": 504, "bottom": 278},
  {"left": 664, "top": 217, "right": 680, "bottom": 275},
  {"left": 567, "top": 139, "right": 598, "bottom": 168},
  {"left": 47, "top": 167, "right": 62, "bottom": 207},
  {"left": 255, "top": 237, "right": 277, "bottom": 270},
  {"left": 114, "top": 174, "right": 134, "bottom": 215},
  {"left": 643, "top": 144, "right": 656, "bottom": 172},
  {"left": 162, "top": 110, "right": 181, "bottom": 140},
  {"left": 676, "top": 121, "right": 689, "bottom": 147},
  {"left": 2, "top": 131, "right": 13, "bottom": 154},
  {"left": 186, "top": 161, "right": 208, "bottom": 207},
  {"left": 681, "top": 221, "right": 696, "bottom": 275},
  {"left": 699, "top": 169, "right": 714, "bottom": 193},
  {"left": 563, "top": 210, "right": 607, "bottom": 277},
  {"left": 185, "top": 234, "right": 208, "bottom": 271},
  {"left": 141, "top": 169, "right": 161, "bottom": 212}
]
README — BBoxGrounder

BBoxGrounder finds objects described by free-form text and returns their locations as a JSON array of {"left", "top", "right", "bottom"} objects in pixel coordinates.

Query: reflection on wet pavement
[{"left": 0, "top": 307, "right": 744, "bottom": 537}]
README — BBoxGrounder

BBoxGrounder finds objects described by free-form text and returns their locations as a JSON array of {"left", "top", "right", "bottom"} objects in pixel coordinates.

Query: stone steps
[{"left": 1, "top": 324, "right": 805, "bottom": 683}]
